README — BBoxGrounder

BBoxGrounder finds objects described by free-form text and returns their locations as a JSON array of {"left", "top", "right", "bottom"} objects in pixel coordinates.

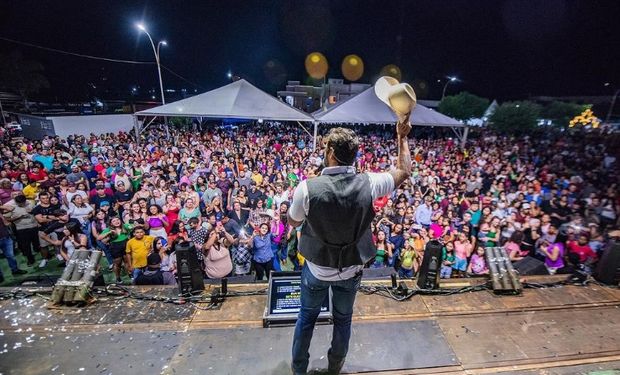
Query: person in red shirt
[
  {"left": 567, "top": 233, "right": 597, "bottom": 264},
  {"left": 27, "top": 165, "right": 48, "bottom": 182},
  {"left": 373, "top": 195, "right": 389, "bottom": 212}
]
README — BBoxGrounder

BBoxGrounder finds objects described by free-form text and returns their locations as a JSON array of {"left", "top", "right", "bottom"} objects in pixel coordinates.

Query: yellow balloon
[
  {"left": 341, "top": 54, "right": 364, "bottom": 81},
  {"left": 380, "top": 64, "right": 402, "bottom": 81},
  {"left": 305, "top": 52, "right": 328, "bottom": 79}
]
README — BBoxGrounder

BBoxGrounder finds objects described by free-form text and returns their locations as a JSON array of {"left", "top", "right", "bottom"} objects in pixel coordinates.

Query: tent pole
[
  {"left": 133, "top": 115, "right": 141, "bottom": 147},
  {"left": 313, "top": 121, "right": 318, "bottom": 152},
  {"left": 450, "top": 127, "right": 461, "bottom": 141},
  {"left": 296, "top": 121, "right": 313, "bottom": 137},
  {"left": 141, "top": 116, "right": 157, "bottom": 134},
  {"left": 461, "top": 125, "right": 469, "bottom": 148},
  {"left": 164, "top": 116, "right": 170, "bottom": 140}
]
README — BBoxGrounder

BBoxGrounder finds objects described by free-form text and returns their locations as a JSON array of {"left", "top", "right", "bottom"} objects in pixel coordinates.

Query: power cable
[
  {"left": 0, "top": 36, "right": 205, "bottom": 89},
  {"left": 0, "top": 36, "right": 154, "bottom": 65}
]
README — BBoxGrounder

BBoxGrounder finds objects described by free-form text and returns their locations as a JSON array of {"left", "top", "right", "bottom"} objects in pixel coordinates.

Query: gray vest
[{"left": 299, "top": 173, "right": 376, "bottom": 270}]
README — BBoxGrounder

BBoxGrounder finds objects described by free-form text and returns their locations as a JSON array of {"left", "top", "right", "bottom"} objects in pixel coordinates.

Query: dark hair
[
  {"left": 509, "top": 230, "right": 524, "bottom": 244},
  {"left": 61, "top": 221, "right": 84, "bottom": 254},
  {"left": 152, "top": 236, "right": 166, "bottom": 253},
  {"left": 169, "top": 220, "right": 185, "bottom": 234},
  {"left": 14, "top": 195, "right": 26, "bottom": 204},
  {"left": 324, "top": 127, "right": 359, "bottom": 166},
  {"left": 188, "top": 217, "right": 199, "bottom": 225},
  {"left": 148, "top": 204, "right": 163, "bottom": 214},
  {"left": 132, "top": 225, "right": 146, "bottom": 235},
  {"left": 147, "top": 252, "right": 161, "bottom": 266},
  {"left": 65, "top": 221, "right": 82, "bottom": 236}
]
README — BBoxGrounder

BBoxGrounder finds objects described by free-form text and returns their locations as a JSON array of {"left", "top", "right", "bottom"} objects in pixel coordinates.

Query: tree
[
  {"left": 0, "top": 50, "right": 50, "bottom": 105},
  {"left": 489, "top": 101, "right": 541, "bottom": 135},
  {"left": 541, "top": 101, "right": 589, "bottom": 128},
  {"left": 438, "top": 92, "right": 490, "bottom": 121}
]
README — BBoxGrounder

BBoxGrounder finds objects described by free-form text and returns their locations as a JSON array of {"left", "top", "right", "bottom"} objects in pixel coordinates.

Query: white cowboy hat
[{"left": 374, "top": 76, "right": 416, "bottom": 121}]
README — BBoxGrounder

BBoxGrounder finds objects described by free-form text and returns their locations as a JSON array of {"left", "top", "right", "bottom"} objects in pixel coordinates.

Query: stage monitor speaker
[
  {"left": 513, "top": 256, "right": 548, "bottom": 275},
  {"left": 175, "top": 241, "right": 205, "bottom": 295},
  {"left": 595, "top": 241, "right": 620, "bottom": 285},
  {"left": 417, "top": 240, "right": 442, "bottom": 290}
]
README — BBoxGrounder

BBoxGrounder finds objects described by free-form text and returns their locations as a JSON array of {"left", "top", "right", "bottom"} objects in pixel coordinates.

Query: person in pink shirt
[
  {"left": 453, "top": 232, "right": 473, "bottom": 277},
  {"left": 467, "top": 246, "right": 489, "bottom": 275}
]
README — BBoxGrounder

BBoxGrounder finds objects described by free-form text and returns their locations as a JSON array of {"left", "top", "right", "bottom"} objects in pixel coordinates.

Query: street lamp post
[
  {"left": 137, "top": 23, "right": 169, "bottom": 139},
  {"left": 441, "top": 76, "right": 458, "bottom": 100}
]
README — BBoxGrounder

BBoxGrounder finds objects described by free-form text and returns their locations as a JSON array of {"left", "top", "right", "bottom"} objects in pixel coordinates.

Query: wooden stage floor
[{"left": 1, "top": 276, "right": 620, "bottom": 374}]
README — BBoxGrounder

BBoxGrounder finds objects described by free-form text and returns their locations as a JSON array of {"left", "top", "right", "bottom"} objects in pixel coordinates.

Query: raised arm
[{"left": 389, "top": 115, "right": 412, "bottom": 188}]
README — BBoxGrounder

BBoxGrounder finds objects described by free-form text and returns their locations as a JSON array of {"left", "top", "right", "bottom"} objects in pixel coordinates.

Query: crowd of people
[{"left": 0, "top": 122, "right": 618, "bottom": 285}]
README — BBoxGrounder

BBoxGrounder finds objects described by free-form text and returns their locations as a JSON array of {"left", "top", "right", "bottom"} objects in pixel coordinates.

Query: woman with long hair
[
  {"left": 163, "top": 194, "right": 181, "bottom": 233},
  {"left": 249, "top": 198, "right": 268, "bottom": 231},
  {"left": 150, "top": 188, "right": 166, "bottom": 207},
  {"left": 123, "top": 202, "right": 146, "bottom": 227},
  {"left": 91, "top": 209, "right": 113, "bottom": 268},
  {"left": 59, "top": 221, "right": 88, "bottom": 263},
  {"left": 236, "top": 186, "right": 249, "bottom": 208},
  {"left": 206, "top": 196, "right": 224, "bottom": 218},
  {"left": 167, "top": 220, "right": 189, "bottom": 244},
  {"left": 270, "top": 212, "right": 286, "bottom": 270},
  {"left": 129, "top": 161, "right": 142, "bottom": 191},
  {"left": 399, "top": 232, "right": 418, "bottom": 278},
  {"left": 134, "top": 182, "right": 152, "bottom": 201},
  {"left": 372, "top": 230, "right": 393, "bottom": 268},
  {"left": 152, "top": 236, "right": 176, "bottom": 285},
  {"left": 68, "top": 194, "right": 94, "bottom": 246},
  {"left": 146, "top": 204, "right": 169, "bottom": 238},
  {"left": 97, "top": 216, "right": 131, "bottom": 283}
]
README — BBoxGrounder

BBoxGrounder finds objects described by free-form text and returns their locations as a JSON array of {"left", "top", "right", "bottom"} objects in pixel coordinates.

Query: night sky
[{"left": 1, "top": 0, "right": 619, "bottom": 102}]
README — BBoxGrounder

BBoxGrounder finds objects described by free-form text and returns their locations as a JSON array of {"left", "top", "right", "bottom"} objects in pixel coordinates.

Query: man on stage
[{"left": 288, "top": 77, "right": 415, "bottom": 374}]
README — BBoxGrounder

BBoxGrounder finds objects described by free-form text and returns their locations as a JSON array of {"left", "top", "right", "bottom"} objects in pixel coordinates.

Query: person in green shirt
[
  {"left": 371, "top": 230, "right": 393, "bottom": 268},
  {"left": 440, "top": 241, "right": 455, "bottom": 279},
  {"left": 287, "top": 171, "right": 299, "bottom": 188},
  {"left": 97, "top": 216, "right": 132, "bottom": 283},
  {"left": 399, "top": 235, "right": 417, "bottom": 279}
]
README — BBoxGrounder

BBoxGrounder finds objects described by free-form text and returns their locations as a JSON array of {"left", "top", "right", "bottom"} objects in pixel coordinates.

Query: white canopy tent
[
  {"left": 134, "top": 79, "right": 314, "bottom": 142},
  {"left": 312, "top": 86, "right": 468, "bottom": 147}
]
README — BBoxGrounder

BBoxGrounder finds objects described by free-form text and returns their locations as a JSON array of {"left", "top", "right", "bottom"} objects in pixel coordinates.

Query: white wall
[{"left": 47, "top": 114, "right": 135, "bottom": 138}]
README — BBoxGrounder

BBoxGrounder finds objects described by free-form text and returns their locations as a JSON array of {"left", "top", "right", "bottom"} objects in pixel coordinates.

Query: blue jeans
[
  {"left": 291, "top": 264, "right": 362, "bottom": 374},
  {"left": 388, "top": 249, "right": 400, "bottom": 267},
  {"left": 96, "top": 240, "right": 113, "bottom": 266},
  {"left": 399, "top": 267, "right": 413, "bottom": 279},
  {"left": 271, "top": 243, "right": 282, "bottom": 272},
  {"left": 132, "top": 268, "right": 143, "bottom": 281},
  {"left": 0, "top": 236, "right": 18, "bottom": 276}
]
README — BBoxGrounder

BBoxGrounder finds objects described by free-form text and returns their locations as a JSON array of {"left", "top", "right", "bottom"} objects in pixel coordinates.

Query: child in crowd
[
  {"left": 441, "top": 241, "right": 455, "bottom": 279},
  {"left": 398, "top": 233, "right": 417, "bottom": 278},
  {"left": 467, "top": 245, "right": 489, "bottom": 275}
]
